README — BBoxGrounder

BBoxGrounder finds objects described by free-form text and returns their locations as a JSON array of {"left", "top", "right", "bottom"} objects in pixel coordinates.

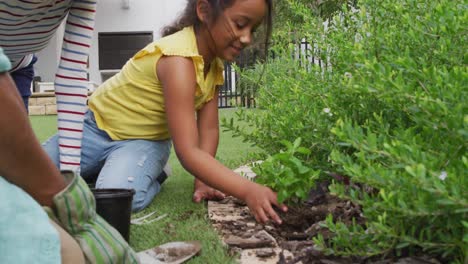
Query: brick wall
[
  {"left": 29, "top": 92, "right": 57, "bottom": 115},
  {"left": 28, "top": 92, "right": 92, "bottom": 115}
]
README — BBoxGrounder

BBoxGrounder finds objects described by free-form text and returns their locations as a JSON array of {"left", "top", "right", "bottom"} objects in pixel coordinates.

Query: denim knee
[
  {"left": 42, "top": 134, "right": 60, "bottom": 169},
  {"left": 95, "top": 139, "right": 171, "bottom": 212},
  {"left": 131, "top": 198, "right": 146, "bottom": 213},
  {"left": 131, "top": 182, "right": 161, "bottom": 213}
]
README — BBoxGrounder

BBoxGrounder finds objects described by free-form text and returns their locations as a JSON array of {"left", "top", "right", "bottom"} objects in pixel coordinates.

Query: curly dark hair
[{"left": 161, "top": 0, "right": 273, "bottom": 59}]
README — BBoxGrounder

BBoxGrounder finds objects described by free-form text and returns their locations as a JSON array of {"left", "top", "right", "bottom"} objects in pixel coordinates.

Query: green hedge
[{"left": 223, "top": 0, "right": 467, "bottom": 262}]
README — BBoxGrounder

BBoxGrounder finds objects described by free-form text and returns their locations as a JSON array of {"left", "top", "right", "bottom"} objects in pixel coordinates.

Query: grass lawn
[{"left": 30, "top": 108, "right": 258, "bottom": 263}]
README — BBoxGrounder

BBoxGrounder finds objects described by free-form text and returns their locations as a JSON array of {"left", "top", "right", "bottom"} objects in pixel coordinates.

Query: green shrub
[
  {"left": 253, "top": 138, "right": 320, "bottom": 204},
  {"left": 223, "top": 0, "right": 467, "bottom": 262}
]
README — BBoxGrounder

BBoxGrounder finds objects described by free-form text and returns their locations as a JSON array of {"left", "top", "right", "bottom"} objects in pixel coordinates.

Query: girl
[{"left": 44, "top": 0, "right": 287, "bottom": 223}]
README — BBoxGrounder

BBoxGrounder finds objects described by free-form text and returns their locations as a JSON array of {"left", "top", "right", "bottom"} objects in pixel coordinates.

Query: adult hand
[
  {"left": 193, "top": 181, "right": 226, "bottom": 203},
  {"left": 243, "top": 183, "right": 288, "bottom": 225}
]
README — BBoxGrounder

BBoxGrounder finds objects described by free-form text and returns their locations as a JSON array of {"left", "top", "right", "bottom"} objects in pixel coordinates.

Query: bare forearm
[
  {"left": 178, "top": 146, "right": 251, "bottom": 200},
  {"left": 198, "top": 125, "right": 218, "bottom": 156},
  {"left": 0, "top": 73, "right": 66, "bottom": 206},
  {"left": 195, "top": 126, "right": 219, "bottom": 187}
]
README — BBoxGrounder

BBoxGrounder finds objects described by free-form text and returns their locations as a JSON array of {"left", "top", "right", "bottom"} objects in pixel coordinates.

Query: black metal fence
[
  {"left": 292, "top": 39, "right": 326, "bottom": 72},
  {"left": 218, "top": 39, "right": 319, "bottom": 108},
  {"left": 218, "top": 63, "right": 238, "bottom": 108},
  {"left": 217, "top": 46, "right": 257, "bottom": 109}
]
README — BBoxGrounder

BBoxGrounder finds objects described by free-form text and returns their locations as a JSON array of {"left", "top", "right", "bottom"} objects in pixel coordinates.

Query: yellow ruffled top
[{"left": 89, "top": 27, "right": 225, "bottom": 140}]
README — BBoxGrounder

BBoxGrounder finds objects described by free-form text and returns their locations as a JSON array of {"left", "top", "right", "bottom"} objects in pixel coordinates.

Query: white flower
[
  {"left": 438, "top": 171, "right": 447, "bottom": 181},
  {"left": 323, "top": 108, "right": 331, "bottom": 113},
  {"left": 344, "top": 72, "right": 353, "bottom": 78}
]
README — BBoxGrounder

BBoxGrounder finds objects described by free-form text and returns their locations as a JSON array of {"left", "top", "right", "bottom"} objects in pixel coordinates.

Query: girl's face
[{"left": 207, "top": 0, "right": 267, "bottom": 61}]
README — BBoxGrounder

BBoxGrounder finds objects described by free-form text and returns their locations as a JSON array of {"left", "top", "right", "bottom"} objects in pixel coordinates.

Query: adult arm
[
  {"left": 192, "top": 87, "right": 226, "bottom": 202},
  {"left": 158, "top": 56, "right": 287, "bottom": 224},
  {"left": 54, "top": 0, "right": 97, "bottom": 171},
  {"left": 0, "top": 80, "right": 137, "bottom": 261},
  {"left": 0, "top": 72, "right": 66, "bottom": 207}
]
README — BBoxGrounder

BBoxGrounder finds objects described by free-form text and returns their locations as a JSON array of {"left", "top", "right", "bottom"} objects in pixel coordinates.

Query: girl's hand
[
  {"left": 243, "top": 183, "right": 288, "bottom": 224},
  {"left": 193, "top": 181, "right": 226, "bottom": 203}
]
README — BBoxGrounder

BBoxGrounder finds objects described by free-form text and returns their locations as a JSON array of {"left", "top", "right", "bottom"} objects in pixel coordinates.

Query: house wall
[{"left": 35, "top": 0, "right": 187, "bottom": 84}]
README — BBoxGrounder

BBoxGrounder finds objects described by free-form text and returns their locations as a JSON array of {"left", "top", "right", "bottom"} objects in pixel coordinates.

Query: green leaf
[
  {"left": 293, "top": 137, "right": 302, "bottom": 150},
  {"left": 298, "top": 165, "right": 310, "bottom": 175},
  {"left": 296, "top": 146, "right": 311, "bottom": 155}
]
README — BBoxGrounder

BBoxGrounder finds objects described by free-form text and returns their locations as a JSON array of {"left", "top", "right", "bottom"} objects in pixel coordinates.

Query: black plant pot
[{"left": 91, "top": 188, "right": 135, "bottom": 242}]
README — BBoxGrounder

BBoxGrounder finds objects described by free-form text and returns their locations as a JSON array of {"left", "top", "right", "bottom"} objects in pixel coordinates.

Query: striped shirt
[
  {"left": 0, "top": 0, "right": 96, "bottom": 171},
  {"left": 1, "top": 0, "right": 87, "bottom": 70}
]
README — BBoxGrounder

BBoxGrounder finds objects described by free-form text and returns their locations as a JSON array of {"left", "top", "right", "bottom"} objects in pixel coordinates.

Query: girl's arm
[
  {"left": 193, "top": 86, "right": 226, "bottom": 202},
  {"left": 157, "top": 56, "right": 287, "bottom": 224}
]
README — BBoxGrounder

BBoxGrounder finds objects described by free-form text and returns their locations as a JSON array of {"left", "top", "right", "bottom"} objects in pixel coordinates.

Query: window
[{"left": 98, "top": 31, "right": 153, "bottom": 70}]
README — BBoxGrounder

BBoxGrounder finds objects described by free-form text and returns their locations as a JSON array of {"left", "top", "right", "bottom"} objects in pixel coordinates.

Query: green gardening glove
[{"left": 45, "top": 171, "right": 139, "bottom": 264}]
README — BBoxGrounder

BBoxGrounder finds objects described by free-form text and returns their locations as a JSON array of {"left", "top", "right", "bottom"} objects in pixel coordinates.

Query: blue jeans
[
  {"left": 43, "top": 110, "right": 172, "bottom": 212},
  {"left": 11, "top": 55, "right": 37, "bottom": 112}
]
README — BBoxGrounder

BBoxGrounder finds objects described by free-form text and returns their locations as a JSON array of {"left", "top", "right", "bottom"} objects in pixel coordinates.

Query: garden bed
[{"left": 208, "top": 165, "right": 443, "bottom": 264}]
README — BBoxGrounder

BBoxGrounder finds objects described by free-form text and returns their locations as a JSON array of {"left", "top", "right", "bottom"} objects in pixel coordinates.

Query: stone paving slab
[{"left": 208, "top": 162, "right": 297, "bottom": 264}]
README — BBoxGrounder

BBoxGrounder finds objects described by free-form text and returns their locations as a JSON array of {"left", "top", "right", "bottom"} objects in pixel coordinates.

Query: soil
[
  {"left": 137, "top": 241, "right": 201, "bottom": 264},
  {"left": 208, "top": 181, "right": 442, "bottom": 264}
]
